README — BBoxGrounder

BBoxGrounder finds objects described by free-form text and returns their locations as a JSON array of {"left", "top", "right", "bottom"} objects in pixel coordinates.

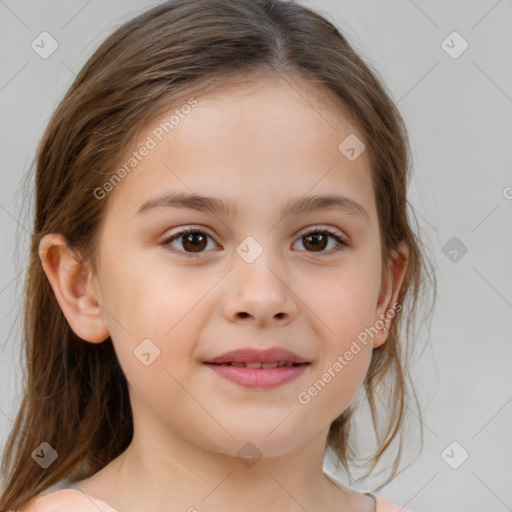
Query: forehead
[{"left": 102, "top": 76, "right": 376, "bottom": 224}]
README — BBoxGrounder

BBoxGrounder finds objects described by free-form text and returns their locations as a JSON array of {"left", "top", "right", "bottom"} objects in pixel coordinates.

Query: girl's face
[{"left": 89, "top": 76, "right": 405, "bottom": 458}]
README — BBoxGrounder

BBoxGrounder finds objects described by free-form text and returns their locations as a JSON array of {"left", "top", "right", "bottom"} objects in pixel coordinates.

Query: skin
[{"left": 39, "top": 74, "right": 408, "bottom": 512}]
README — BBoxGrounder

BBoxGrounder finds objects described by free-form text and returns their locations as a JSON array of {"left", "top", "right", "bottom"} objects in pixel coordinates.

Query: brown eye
[
  {"left": 180, "top": 231, "right": 207, "bottom": 252},
  {"left": 302, "top": 232, "right": 329, "bottom": 252},
  {"left": 294, "top": 228, "right": 348, "bottom": 254},
  {"left": 162, "top": 228, "right": 217, "bottom": 256},
  {"left": 162, "top": 226, "right": 348, "bottom": 258}
]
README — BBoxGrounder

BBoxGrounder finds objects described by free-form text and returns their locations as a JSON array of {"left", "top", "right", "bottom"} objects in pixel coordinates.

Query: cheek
[
  {"left": 293, "top": 255, "right": 379, "bottom": 414},
  {"left": 99, "top": 257, "right": 215, "bottom": 375},
  {"left": 316, "top": 350, "right": 372, "bottom": 423},
  {"left": 103, "top": 248, "right": 215, "bottom": 332},
  {"left": 302, "top": 254, "right": 382, "bottom": 342}
]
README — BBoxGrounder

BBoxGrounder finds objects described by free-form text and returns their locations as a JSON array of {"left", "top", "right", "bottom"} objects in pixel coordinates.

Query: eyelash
[{"left": 161, "top": 226, "right": 349, "bottom": 258}]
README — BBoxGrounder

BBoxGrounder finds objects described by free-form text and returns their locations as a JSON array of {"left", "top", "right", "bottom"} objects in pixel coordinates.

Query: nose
[{"left": 222, "top": 257, "right": 298, "bottom": 327}]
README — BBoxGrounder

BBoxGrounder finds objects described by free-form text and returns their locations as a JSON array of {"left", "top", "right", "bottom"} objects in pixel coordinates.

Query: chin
[{"left": 197, "top": 427, "right": 311, "bottom": 462}]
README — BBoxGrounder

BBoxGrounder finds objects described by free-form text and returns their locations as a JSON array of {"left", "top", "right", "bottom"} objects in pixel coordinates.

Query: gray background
[{"left": 1, "top": 1, "right": 511, "bottom": 511}]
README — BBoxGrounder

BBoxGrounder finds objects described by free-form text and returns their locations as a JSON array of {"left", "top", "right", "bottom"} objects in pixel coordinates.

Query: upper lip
[{"left": 204, "top": 347, "right": 309, "bottom": 364}]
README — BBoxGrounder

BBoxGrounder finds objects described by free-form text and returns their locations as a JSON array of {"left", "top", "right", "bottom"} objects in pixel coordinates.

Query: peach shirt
[{"left": 17, "top": 488, "right": 413, "bottom": 512}]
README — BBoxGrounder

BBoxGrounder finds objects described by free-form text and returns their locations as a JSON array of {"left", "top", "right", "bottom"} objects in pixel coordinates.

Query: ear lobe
[
  {"left": 372, "top": 242, "right": 409, "bottom": 349},
  {"left": 38, "top": 233, "right": 110, "bottom": 344}
]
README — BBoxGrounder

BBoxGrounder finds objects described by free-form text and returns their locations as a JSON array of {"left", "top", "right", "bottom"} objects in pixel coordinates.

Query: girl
[{"left": 0, "top": 0, "right": 436, "bottom": 511}]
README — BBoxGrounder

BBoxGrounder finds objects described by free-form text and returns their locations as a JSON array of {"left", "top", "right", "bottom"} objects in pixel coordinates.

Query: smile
[
  {"left": 204, "top": 361, "right": 310, "bottom": 389},
  {"left": 209, "top": 361, "right": 301, "bottom": 368}
]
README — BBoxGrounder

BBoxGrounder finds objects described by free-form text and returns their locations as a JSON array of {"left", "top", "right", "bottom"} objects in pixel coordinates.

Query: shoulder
[
  {"left": 373, "top": 494, "right": 414, "bottom": 512},
  {"left": 13, "top": 489, "right": 119, "bottom": 512}
]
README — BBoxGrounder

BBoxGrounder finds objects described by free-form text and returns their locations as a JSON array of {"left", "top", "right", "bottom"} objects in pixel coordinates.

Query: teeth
[
  {"left": 218, "top": 361, "right": 299, "bottom": 368},
  {"left": 245, "top": 362, "right": 263, "bottom": 369}
]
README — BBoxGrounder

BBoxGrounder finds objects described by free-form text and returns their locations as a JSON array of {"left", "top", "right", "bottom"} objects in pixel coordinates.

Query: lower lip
[{"left": 204, "top": 363, "right": 309, "bottom": 389}]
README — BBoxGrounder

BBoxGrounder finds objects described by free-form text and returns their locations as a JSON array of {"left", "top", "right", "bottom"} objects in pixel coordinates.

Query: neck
[
  {"left": 76, "top": 424, "right": 358, "bottom": 512},
  {"left": 74, "top": 387, "right": 370, "bottom": 512}
]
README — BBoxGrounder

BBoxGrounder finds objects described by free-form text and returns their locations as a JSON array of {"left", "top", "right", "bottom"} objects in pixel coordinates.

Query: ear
[
  {"left": 38, "top": 233, "right": 110, "bottom": 344},
  {"left": 372, "top": 242, "right": 409, "bottom": 349}
]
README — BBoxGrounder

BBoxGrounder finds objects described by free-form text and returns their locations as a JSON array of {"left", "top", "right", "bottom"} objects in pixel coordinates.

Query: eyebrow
[{"left": 135, "top": 191, "right": 370, "bottom": 223}]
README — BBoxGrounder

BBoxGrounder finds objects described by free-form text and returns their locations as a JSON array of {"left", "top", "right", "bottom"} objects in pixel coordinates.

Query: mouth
[
  {"left": 205, "top": 361, "right": 308, "bottom": 369},
  {"left": 203, "top": 346, "right": 309, "bottom": 365},
  {"left": 203, "top": 347, "right": 310, "bottom": 389}
]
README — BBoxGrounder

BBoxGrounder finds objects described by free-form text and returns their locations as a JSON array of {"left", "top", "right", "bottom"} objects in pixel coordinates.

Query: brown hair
[{"left": 0, "top": 0, "right": 436, "bottom": 509}]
